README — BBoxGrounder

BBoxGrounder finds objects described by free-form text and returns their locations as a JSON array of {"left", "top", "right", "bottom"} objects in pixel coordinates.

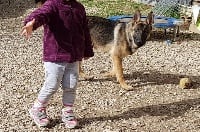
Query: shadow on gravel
[
  {"left": 83, "top": 70, "right": 200, "bottom": 89},
  {"left": 0, "top": 0, "right": 34, "bottom": 18},
  {"left": 46, "top": 118, "right": 61, "bottom": 129},
  {"left": 79, "top": 97, "right": 200, "bottom": 126},
  {"left": 151, "top": 30, "right": 200, "bottom": 42},
  {"left": 78, "top": 70, "right": 200, "bottom": 127},
  {"left": 125, "top": 70, "right": 200, "bottom": 89}
]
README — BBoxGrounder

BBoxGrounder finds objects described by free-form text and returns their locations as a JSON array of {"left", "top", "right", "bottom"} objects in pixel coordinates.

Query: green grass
[{"left": 79, "top": 0, "right": 152, "bottom": 17}]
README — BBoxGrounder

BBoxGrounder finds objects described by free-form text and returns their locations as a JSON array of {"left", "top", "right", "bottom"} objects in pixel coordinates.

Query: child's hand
[{"left": 21, "top": 19, "right": 35, "bottom": 40}]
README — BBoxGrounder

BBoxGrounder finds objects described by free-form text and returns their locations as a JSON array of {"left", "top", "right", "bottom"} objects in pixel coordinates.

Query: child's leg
[
  {"left": 61, "top": 61, "right": 79, "bottom": 106},
  {"left": 35, "top": 62, "right": 66, "bottom": 107},
  {"left": 30, "top": 62, "right": 66, "bottom": 127},
  {"left": 61, "top": 61, "right": 79, "bottom": 128}
]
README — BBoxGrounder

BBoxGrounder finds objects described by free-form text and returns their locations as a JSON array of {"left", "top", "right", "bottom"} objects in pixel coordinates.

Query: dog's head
[{"left": 126, "top": 10, "right": 154, "bottom": 51}]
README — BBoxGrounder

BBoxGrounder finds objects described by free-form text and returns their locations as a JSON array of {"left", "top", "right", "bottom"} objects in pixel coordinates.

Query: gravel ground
[{"left": 1, "top": 1, "right": 200, "bottom": 132}]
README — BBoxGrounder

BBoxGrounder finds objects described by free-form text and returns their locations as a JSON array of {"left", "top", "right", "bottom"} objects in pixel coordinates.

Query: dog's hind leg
[
  {"left": 111, "top": 55, "right": 133, "bottom": 90},
  {"left": 79, "top": 61, "right": 94, "bottom": 80},
  {"left": 79, "top": 61, "right": 86, "bottom": 77},
  {"left": 102, "top": 63, "right": 116, "bottom": 78}
]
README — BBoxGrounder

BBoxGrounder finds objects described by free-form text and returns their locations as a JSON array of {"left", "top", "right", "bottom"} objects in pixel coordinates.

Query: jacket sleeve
[
  {"left": 24, "top": 0, "right": 55, "bottom": 30},
  {"left": 82, "top": 11, "right": 94, "bottom": 58}
]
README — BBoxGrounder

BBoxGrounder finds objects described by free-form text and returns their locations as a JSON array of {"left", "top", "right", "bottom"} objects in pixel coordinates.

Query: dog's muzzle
[{"left": 134, "top": 40, "right": 146, "bottom": 48}]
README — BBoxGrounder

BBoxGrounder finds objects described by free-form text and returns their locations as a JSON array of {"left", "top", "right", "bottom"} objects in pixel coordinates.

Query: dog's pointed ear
[
  {"left": 132, "top": 10, "right": 141, "bottom": 24},
  {"left": 146, "top": 11, "right": 154, "bottom": 25}
]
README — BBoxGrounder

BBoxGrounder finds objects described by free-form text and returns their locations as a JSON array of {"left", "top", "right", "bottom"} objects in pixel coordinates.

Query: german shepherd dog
[{"left": 80, "top": 11, "right": 154, "bottom": 90}]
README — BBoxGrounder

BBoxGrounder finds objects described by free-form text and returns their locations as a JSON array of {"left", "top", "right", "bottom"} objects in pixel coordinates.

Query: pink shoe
[
  {"left": 62, "top": 107, "right": 78, "bottom": 129},
  {"left": 29, "top": 107, "right": 49, "bottom": 127}
]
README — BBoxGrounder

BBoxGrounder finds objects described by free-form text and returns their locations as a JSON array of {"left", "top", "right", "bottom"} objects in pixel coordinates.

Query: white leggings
[{"left": 37, "top": 61, "right": 79, "bottom": 106}]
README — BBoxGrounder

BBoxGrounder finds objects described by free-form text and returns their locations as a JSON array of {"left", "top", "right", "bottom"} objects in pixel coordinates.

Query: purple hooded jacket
[{"left": 24, "top": 0, "right": 94, "bottom": 62}]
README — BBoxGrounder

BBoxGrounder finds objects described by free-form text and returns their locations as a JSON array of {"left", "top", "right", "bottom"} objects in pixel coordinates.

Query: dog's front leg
[{"left": 111, "top": 55, "right": 133, "bottom": 90}]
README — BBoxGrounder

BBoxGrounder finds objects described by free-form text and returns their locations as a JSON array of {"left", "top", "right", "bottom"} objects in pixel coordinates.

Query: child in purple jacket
[{"left": 21, "top": 0, "right": 94, "bottom": 129}]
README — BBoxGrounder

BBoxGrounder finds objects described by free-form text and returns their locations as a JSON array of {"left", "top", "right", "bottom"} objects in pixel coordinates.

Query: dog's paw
[
  {"left": 84, "top": 75, "right": 94, "bottom": 80},
  {"left": 121, "top": 84, "right": 133, "bottom": 91},
  {"left": 101, "top": 71, "right": 115, "bottom": 78},
  {"left": 79, "top": 73, "right": 94, "bottom": 80}
]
